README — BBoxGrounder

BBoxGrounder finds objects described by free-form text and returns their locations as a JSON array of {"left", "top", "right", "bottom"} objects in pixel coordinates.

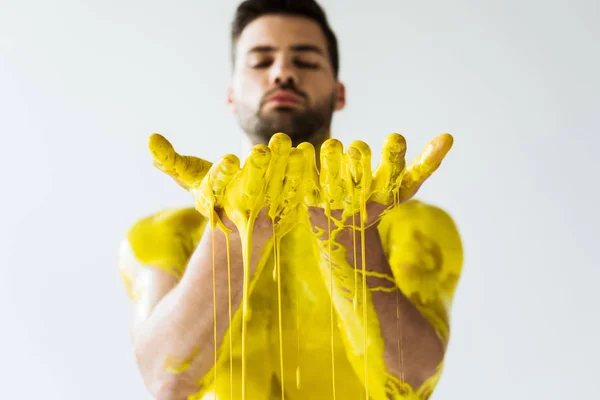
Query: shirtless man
[{"left": 118, "top": 1, "right": 464, "bottom": 399}]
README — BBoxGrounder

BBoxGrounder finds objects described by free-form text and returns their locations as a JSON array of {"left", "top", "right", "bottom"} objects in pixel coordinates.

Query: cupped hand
[
  {"left": 302, "top": 133, "right": 454, "bottom": 232},
  {"left": 148, "top": 133, "right": 307, "bottom": 238}
]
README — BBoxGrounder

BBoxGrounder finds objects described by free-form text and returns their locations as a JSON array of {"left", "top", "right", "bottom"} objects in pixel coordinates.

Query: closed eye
[
  {"left": 251, "top": 59, "right": 273, "bottom": 69},
  {"left": 294, "top": 59, "right": 320, "bottom": 69}
]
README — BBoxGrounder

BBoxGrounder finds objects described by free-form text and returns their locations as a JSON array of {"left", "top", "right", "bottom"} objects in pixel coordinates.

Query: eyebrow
[{"left": 247, "top": 44, "right": 325, "bottom": 56}]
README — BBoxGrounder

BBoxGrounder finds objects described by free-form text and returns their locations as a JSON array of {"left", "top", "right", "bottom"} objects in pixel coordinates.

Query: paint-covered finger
[
  {"left": 191, "top": 154, "right": 240, "bottom": 216},
  {"left": 206, "top": 154, "right": 241, "bottom": 199},
  {"left": 238, "top": 144, "right": 271, "bottom": 206},
  {"left": 371, "top": 133, "right": 407, "bottom": 204},
  {"left": 297, "top": 142, "right": 322, "bottom": 207},
  {"left": 148, "top": 133, "right": 212, "bottom": 190},
  {"left": 280, "top": 148, "right": 306, "bottom": 211},
  {"left": 320, "top": 138, "right": 345, "bottom": 210},
  {"left": 398, "top": 133, "right": 454, "bottom": 202},
  {"left": 265, "top": 133, "right": 292, "bottom": 206},
  {"left": 346, "top": 140, "right": 373, "bottom": 193},
  {"left": 275, "top": 148, "right": 306, "bottom": 234}
]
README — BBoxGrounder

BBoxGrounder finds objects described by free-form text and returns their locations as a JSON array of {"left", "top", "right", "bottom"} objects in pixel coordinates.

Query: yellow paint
[
  {"left": 210, "top": 215, "right": 218, "bottom": 393},
  {"left": 164, "top": 347, "right": 200, "bottom": 374},
  {"left": 120, "top": 132, "right": 463, "bottom": 400},
  {"left": 224, "top": 229, "right": 234, "bottom": 400}
]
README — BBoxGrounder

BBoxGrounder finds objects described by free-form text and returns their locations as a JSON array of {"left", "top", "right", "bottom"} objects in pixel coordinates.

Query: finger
[
  {"left": 279, "top": 148, "right": 306, "bottom": 213},
  {"left": 346, "top": 140, "right": 373, "bottom": 194},
  {"left": 370, "top": 133, "right": 407, "bottom": 204},
  {"left": 320, "top": 138, "right": 345, "bottom": 211},
  {"left": 192, "top": 154, "right": 240, "bottom": 218},
  {"left": 210, "top": 154, "right": 241, "bottom": 200},
  {"left": 194, "top": 153, "right": 240, "bottom": 198},
  {"left": 236, "top": 144, "right": 272, "bottom": 209},
  {"left": 265, "top": 133, "right": 292, "bottom": 212},
  {"left": 398, "top": 133, "right": 453, "bottom": 202},
  {"left": 297, "top": 142, "right": 321, "bottom": 207},
  {"left": 345, "top": 140, "right": 372, "bottom": 221},
  {"left": 148, "top": 133, "right": 212, "bottom": 191}
]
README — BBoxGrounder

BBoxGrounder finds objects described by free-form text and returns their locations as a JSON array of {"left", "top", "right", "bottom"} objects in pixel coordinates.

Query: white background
[{"left": 1, "top": 0, "right": 598, "bottom": 399}]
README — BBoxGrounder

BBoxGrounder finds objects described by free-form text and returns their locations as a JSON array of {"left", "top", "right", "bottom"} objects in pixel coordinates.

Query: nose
[{"left": 270, "top": 58, "right": 299, "bottom": 87}]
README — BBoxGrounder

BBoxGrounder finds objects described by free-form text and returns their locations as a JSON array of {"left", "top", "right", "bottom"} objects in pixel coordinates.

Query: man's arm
[
  {"left": 334, "top": 224, "right": 444, "bottom": 390},
  {"left": 127, "top": 133, "right": 303, "bottom": 399},
  {"left": 376, "top": 201, "right": 464, "bottom": 396},
  {"left": 119, "top": 218, "right": 271, "bottom": 400}
]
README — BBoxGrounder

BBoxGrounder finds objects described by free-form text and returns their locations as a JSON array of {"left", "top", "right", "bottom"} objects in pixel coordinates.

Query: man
[{"left": 118, "top": 1, "right": 463, "bottom": 399}]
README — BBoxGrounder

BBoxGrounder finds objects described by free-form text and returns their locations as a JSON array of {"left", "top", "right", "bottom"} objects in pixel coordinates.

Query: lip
[{"left": 265, "top": 91, "right": 302, "bottom": 105}]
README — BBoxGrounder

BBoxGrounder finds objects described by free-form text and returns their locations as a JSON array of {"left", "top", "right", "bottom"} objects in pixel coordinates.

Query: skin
[{"left": 129, "top": 14, "right": 454, "bottom": 400}]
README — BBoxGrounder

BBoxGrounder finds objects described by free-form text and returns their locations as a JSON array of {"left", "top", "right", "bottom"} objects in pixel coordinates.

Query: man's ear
[
  {"left": 226, "top": 86, "right": 236, "bottom": 112},
  {"left": 334, "top": 81, "right": 346, "bottom": 111}
]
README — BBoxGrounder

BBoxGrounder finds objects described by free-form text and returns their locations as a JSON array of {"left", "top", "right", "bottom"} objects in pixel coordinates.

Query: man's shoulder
[
  {"left": 377, "top": 198, "right": 463, "bottom": 271},
  {"left": 123, "top": 207, "right": 208, "bottom": 276},
  {"left": 379, "top": 199, "right": 464, "bottom": 323}
]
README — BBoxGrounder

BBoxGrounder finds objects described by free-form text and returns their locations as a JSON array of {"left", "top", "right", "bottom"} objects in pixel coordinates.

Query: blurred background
[{"left": 1, "top": 0, "right": 598, "bottom": 398}]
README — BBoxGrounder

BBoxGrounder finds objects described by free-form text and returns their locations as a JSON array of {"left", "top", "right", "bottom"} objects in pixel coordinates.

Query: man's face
[{"left": 228, "top": 14, "right": 346, "bottom": 146}]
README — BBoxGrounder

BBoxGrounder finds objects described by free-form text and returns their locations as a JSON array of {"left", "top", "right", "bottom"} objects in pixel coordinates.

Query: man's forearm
[
  {"left": 336, "top": 226, "right": 444, "bottom": 390},
  {"left": 134, "top": 223, "right": 270, "bottom": 399}
]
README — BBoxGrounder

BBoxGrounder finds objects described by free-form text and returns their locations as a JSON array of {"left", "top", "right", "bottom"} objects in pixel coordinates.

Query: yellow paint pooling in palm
[{"left": 121, "top": 132, "right": 463, "bottom": 400}]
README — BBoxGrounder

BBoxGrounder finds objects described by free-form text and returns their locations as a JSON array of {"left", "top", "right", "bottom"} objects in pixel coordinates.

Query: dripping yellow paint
[{"left": 120, "top": 132, "right": 464, "bottom": 400}]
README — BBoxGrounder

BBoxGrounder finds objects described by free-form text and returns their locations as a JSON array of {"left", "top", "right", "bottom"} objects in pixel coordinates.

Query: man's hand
[
  {"left": 302, "top": 133, "right": 454, "bottom": 233},
  {"left": 149, "top": 132, "right": 306, "bottom": 236}
]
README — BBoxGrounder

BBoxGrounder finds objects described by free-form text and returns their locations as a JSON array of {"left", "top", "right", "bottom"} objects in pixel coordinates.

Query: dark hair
[{"left": 231, "top": 0, "right": 340, "bottom": 78}]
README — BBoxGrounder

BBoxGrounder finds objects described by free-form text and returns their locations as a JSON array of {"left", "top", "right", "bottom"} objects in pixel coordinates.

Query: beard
[{"left": 235, "top": 86, "right": 336, "bottom": 147}]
